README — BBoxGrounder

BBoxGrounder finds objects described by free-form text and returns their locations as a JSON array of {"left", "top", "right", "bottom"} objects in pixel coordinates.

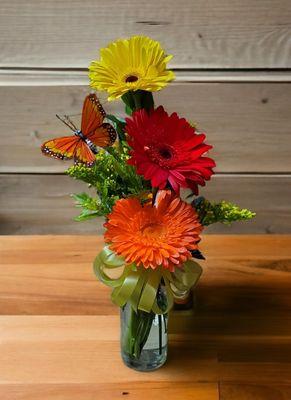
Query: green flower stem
[
  {"left": 123, "top": 305, "right": 155, "bottom": 359},
  {"left": 152, "top": 187, "right": 158, "bottom": 205},
  {"left": 133, "top": 93, "right": 142, "bottom": 110},
  {"left": 158, "top": 314, "right": 162, "bottom": 354},
  {"left": 121, "top": 90, "right": 154, "bottom": 114}
]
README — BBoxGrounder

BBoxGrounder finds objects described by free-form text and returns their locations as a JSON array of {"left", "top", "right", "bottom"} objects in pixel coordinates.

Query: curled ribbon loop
[{"left": 93, "top": 246, "right": 202, "bottom": 314}]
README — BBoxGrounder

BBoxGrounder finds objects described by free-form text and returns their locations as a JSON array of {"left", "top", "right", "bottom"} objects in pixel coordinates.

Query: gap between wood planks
[
  {"left": 1, "top": 68, "right": 291, "bottom": 86},
  {"left": 1, "top": 171, "right": 291, "bottom": 177}
]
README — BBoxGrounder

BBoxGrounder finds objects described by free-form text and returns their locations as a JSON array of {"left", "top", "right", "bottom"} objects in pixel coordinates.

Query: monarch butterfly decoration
[{"left": 41, "top": 94, "right": 117, "bottom": 166}]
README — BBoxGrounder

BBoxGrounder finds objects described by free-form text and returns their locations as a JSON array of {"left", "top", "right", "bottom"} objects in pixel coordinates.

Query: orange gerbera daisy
[{"left": 104, "top": 191, "right": 202, "bottom": 271}]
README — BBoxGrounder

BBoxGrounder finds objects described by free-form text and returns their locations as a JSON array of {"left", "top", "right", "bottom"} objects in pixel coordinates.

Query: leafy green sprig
[
  {"left": 66, "top": 146, "right": 149, "bottom": 220},
  {"left": 71, "top": 192, "right": 104, "bottom": 221}
]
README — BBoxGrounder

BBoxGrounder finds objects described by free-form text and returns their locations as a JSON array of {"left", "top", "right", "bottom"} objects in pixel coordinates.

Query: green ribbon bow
[{"left": 93, "top": 246, "right": 202, "bottom": 314}]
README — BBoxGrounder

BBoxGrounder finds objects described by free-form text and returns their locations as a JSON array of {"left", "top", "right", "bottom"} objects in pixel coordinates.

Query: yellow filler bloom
[{"left": 89, "top": 36, "right": 175, "bottom": 100}]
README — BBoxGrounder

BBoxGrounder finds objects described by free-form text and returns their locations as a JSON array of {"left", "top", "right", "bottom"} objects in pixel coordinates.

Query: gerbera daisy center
[
  {"left": 158, "top": 147, "right": 173, "bottom": 159},
  {"left": 145, "top": 144, "right": 176, "bottom": 168},
  {"left": 125, "top": 75, "right": 139, "bottom": 83},
  {"left": 141, "top": 222, "right": 166, "bottom": 239}
]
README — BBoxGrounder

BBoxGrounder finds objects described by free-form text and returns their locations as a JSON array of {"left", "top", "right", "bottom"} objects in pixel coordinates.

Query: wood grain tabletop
[{"left": 1, "top": 235, "right": 291, "bottom": 399}]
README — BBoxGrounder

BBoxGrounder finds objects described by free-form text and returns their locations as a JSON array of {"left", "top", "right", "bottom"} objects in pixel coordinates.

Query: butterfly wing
[
  {"left": 41, "top": 94, "right": 114, "bottom": 167},
  {"left": 74, "top": 140, "right": 96, "bottom": 166},
  {"left": 87, "top": 123, "right": 117, "bottom": 147},
  {"left": 41, "top": 136, "right": 80, "bottom": 160},
  {"left": 81, "top": 93, "right": 106, "bottom": 136},
  {"left": 42, "top": 135, "right": 96, "bottom": 167},
  {"left": 81, "top": 94, "right": 117, "bottom": 147}
]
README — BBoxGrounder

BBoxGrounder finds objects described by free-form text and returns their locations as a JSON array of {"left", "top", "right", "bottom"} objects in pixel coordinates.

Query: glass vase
[
  {"left": 173, "top": 288, "right": 194, "bottom": 310},
  {"left": 120, "top": 286, "right": 168, "bottom": 371}
]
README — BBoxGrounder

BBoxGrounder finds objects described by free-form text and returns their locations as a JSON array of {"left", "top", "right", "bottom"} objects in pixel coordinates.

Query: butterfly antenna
[
  {"left": 64, "top": 115, "right": 79, "bottom": 131},
  {"left": 56, "top": 114, "right": 75, "bottom": 132}
]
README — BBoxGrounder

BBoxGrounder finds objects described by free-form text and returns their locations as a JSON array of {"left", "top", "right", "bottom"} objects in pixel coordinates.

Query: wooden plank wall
[{"left": 0, "top": 0, "right": 291, "bottom": 234}]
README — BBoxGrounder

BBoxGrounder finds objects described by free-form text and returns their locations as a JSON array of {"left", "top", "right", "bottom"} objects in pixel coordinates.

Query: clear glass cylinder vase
[{"left": 120, "top": 286, "right": 168, "bottom": 371}]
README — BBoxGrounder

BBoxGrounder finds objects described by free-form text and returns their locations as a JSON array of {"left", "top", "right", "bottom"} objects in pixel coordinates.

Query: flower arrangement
[{"left": 41, "top": 35, "right": 255, "bottom": 371}]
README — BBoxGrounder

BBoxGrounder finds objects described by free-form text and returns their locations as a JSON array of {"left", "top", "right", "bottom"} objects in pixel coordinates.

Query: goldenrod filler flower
[{"left": 89, "top": 36, "right": 175, "bottom": 100}]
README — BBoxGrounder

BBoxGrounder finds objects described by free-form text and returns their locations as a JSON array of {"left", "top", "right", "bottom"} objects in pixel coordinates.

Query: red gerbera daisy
[{"left": 126, "top": 106, "right": 215, "bottom": 194}]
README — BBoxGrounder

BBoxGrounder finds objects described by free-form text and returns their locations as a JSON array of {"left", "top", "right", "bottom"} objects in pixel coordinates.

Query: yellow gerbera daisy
[{"left": 89, "top": 36, "right": 175, "bottom": 100}]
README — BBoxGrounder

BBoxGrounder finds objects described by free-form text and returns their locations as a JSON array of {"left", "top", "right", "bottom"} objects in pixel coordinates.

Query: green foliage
[
  {"left": 66, "top": 146, "right": 149, "bottom": 219},
  {"left": 192, "top": 197, "right": 256, "bottom": 226},
  {"left": 71, "top": 193, "right": 103, "bottom": 221},
  {"left": 121, "top": 90, "right": 154, "bottom": 114}
]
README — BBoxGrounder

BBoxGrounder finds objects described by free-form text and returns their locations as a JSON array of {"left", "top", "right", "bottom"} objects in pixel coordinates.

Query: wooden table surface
[{"left": 1, "top": 235, "right": 291, "bottom": 400}]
